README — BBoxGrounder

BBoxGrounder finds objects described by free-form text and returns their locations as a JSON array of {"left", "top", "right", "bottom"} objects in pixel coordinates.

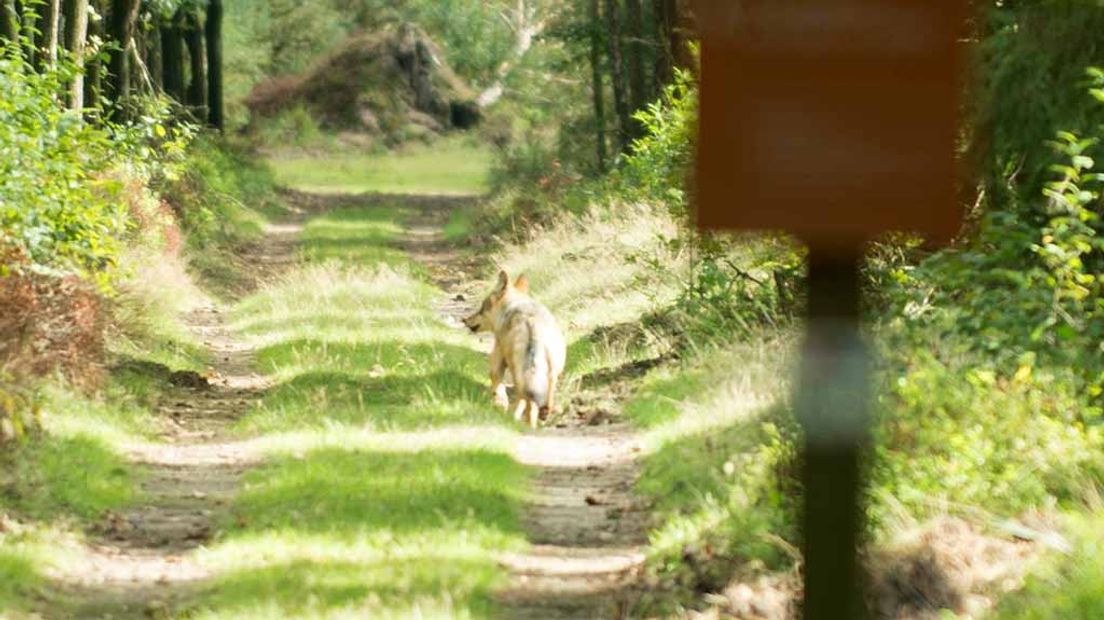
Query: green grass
[
  {"left": 995, "top": 512, "right": 1104, "bottom": 619},
  {"left": 268, "top": 136, "right": 492, "bottom": 195},
  {"left": 1, "top": 380, "right": 151, "bottom": 523},
  {"left": 110, "top": 248, "right": 212, "bottom": 398},
  {"left": 0, "top": 436, "right": 135, "bottom": 521},
  {"left": 0, "top": 547, "right": 39, "bottom": 615},
  {"left": 299, "top": 207, "right": 412, "bottom": 268},
  {"left": 0, "top": 385, "right": 146, "bottom": 615},
  {"left": 193, "top": 447, "right": 526, "bottom": 618},
  {"left": 0, "top": 524, "right": 77, "bottom": 618},
  {"left": 488, "top": 208, "right": 685, "bottom": 402},
  {"left": 442, "top": 207, "right": 475, "bottom": 243},
  {"left": 619, "top": 337, "right": 800, "bottom": 606}
]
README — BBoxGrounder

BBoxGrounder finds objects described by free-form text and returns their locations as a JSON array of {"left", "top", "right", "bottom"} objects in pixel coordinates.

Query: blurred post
[
  {"left": 691, "top": 1, "right": 970, "bottom": 617},
  {"left": 798, "top": 250, "right": 868, "bottom": 619}
]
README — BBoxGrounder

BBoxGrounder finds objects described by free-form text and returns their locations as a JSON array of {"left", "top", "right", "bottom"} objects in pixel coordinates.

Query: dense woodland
[{"left": 3, "top": 1, "right": 1104, "bottom": 618}]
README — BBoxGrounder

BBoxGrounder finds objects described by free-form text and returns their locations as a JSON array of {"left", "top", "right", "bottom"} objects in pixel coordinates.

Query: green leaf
[{"left": 1073, "top": 155, "right": 1095, "bottom": 170}]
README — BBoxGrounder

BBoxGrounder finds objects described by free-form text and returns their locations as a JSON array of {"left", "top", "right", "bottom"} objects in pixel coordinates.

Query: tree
[
  {"left": 84, "top": 1, "right": 104, "bottom": 108},
  {"left": 589, "top": 0, "right": 608, "bottom": 171},
  {"left": 624, "top": 0, "right": 647, "bottom": 138},
  {"left": 184, "top": 9, "right": 204, "bottom": 110},
  {"left": 63, "top": 0, "right": 90, "bottom": 110},
  {"left": 41, "top": 0, "right": 61, "bottom": 67},
  {"left": 205, "top": 0, "right": 223, "bottom": 129},
  {"left": 653, "top": 0, "right": 689, "bottom": 92},
  {"left": 1, "top": 0, "right": 19, "bottom": 45},
  {"left": 105, "top": 0, "right": 140, "bottom": 117},
  {"left": 145, "top": 16, "right": 163, "bottom": 91},
  {"left": 603, "top": 0, "right": 630, "bottom": 152},
  {"left": 160, "top": 8, "right": 184, "bottom": 102}
]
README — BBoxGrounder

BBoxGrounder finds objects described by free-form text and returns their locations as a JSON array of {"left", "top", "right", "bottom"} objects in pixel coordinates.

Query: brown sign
[{"left": 693, "top": 1, "right": 970, "bottom": 248}]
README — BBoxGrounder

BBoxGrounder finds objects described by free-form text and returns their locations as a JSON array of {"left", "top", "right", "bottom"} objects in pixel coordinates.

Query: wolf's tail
[{"left": 523, "top": 338, "right": 550, "bottom": 414}]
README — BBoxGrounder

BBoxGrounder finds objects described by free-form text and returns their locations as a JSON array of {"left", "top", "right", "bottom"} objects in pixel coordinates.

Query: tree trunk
[
  {"left": 603, "top": 0, "right": 630, "bottom": 152},
  {"left": 63, "top": 0, "right": 89, "bottom": 110},
  {"left": 105, "top": 0, "right": 139, "bottom": 116},
  {"left": 653, "top": 0, "right": 674, "bottom": 91},
  {"left": 666, "top": 0, "right": 691, "bottom": 76},
  {"left": 624, "top": 0, "right": 647, "bottom": 138},
  {"left": 589, "top": 0, "right": 608, "bottom": 172},
  {"left": 160, "top": 10, "right": 184, "bottom": 102},
  {"left": 42, "top": 0, "right": 60, "bottom": 67},
  {"left": 0, "top": 0, "right": 18, "bottom": 46},
  {"left": 83, "top": 3, "right": 102, "bottom": 108},
  {"left": 205, "top": 0, "right": 223, "bottom": 129},
  {"left": 142, "top": 19, "right": 161, "bottom": 91},
  {"left": 184, "top": 10, "right": 204, "bottom": 110}
]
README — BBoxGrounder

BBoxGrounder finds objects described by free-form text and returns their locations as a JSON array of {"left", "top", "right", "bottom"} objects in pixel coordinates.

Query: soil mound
[{"left": 246, "top": 24, "right": 481, "bottom": 142}]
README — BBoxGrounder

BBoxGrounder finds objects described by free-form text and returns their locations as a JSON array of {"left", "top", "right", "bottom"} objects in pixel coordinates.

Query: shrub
[{"left": 0, "top": 57, "right": 121, "bottom": 285}]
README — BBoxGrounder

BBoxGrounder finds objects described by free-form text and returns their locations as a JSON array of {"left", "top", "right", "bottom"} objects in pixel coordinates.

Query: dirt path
[
  {"left": 56, "top": 192, "right": 648, "bottom": 618},
  {"left": 57, "top": 218, "right": 305, "bottom": 619},
  {"left": 495, "top": 423, "right": 648, "bottom": 619},
  {"left": 399, "top": 198, "right": 650, "bottom": 619}
]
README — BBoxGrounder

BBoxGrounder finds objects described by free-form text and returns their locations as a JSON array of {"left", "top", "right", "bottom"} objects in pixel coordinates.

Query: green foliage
[
  {"left": 872, "top": 348, "right": 1103, "bottom": 519},
  {"left": 981, "top": 3, "right": 1104, "bottom": 214},
  {"left": 0, "top": 56, "right": 121, "bottom": 283},
  {"left": 866, "top": 61, "right": 1104, "bottom": 537},
  {"left": 163, "top": 136, "right": 275, "bottom": 248},
  {"left": 878, "top": 69, "right": 1104, "bottom": 424},
  {"left": 619, "top": 69, "right": 696, "bottom": 213},
  {"left": 393, "top": 0, "right": 513, "bottom": 88},
  {"left": 0, "top": 49, "right": 200, "bottom": 288},
  {"left": 254, "top": 105, "right": 326, "bottom": 149},
  {"left": 616, "top": 71, "right": 802, "bottom": 345}
]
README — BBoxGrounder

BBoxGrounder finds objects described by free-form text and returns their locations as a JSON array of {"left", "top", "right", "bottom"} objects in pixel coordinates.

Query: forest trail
[
  {"left": 53, "top": 192, "right": 648, "bottom": 618},
  {"left": 56, "top": 219, "right": 306, "bottom": 618},
  {"left": 495, "top": 425, "right": 647, "bottom": 619}
]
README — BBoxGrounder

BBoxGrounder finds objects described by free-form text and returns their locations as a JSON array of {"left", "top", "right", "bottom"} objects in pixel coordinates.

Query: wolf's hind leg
[
  {"left": 490, "top": 348, "right": 509, "bottom": 410},
  {"left": 543, "top": 366, "right": 558, "bottom": 419},
  {"left": 527, "top": 400, "right": 540, "bottom": 428}
]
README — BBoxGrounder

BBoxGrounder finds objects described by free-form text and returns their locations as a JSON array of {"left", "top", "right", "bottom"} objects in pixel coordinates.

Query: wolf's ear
[
  {"left": 494, "top": 270, "right": 510, "bottom": 293},
  {"left": 514, "top": 274, "right": 530, "bottom": 293}
]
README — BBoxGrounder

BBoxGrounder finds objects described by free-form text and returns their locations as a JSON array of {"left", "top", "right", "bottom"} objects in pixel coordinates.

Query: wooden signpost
[{"left": 692, "top": 1, "right": 970, "bottom": 617}]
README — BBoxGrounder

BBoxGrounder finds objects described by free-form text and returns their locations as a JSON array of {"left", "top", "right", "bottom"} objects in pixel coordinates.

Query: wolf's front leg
[{"left": 512, "top": 398, "right": 529, "bottom": 423}]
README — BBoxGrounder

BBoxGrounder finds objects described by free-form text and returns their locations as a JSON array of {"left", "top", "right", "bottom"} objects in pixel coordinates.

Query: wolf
[{"left": 463, "top": 270, "right": 566, "bottom": 428}]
